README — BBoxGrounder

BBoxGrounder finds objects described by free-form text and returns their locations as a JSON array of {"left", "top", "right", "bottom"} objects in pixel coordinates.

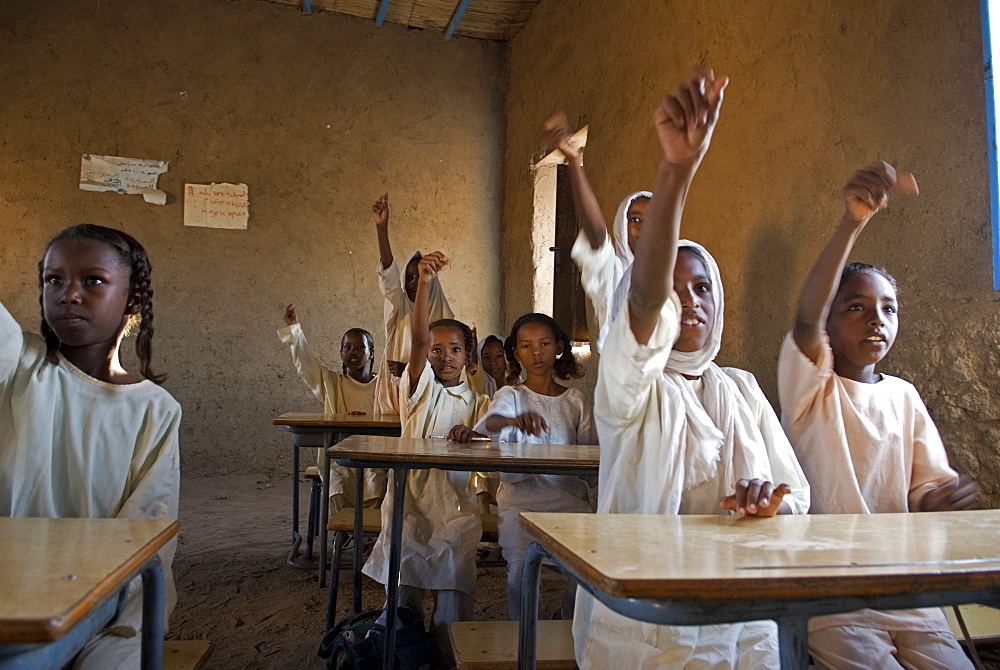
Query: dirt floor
[{"left": 168, "top": 475, "right": 568, "bottom": 669}]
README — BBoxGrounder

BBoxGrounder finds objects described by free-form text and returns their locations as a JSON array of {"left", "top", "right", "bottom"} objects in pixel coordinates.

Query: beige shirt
[
  {"left": 0, "top": 300, "right": 181, "bottom": 634},
  {"left": 278, "top": 322, "right": 376, "bottom": 415},
  {"left": 362, "top": 361, "right": 488, "bottom": 594},
  {"left": 778, "top": 332, "right": 956, "bottom": 632}
]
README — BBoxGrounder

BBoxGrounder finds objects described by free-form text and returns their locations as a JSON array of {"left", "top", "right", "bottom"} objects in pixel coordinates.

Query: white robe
[
  {"left": 0, "top": 300, "right": 181, "bottom": 664},
  {"left": 572, "top": 296, "right": 780, "bottom": 669},
  {"left": 362, "top": 361, "right": 488, "bottom": 595},
  {"left": 373, "top": 255, "right": 453, "bottom": 416},
  {"left": 278, "top": 322, "right": 384, "bottom": 505}
]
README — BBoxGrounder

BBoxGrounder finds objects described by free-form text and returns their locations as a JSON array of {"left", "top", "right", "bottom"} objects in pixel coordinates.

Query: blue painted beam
[
  {"left": 375, "top": 0, "right": 391, "bottom": 26},
  {"left": 444, "top": 0, "right": 473, "bottom": 38},
  {"left": 303, "top": 0, "right": 311, "bottom": 13},
  {"left": 981, "top": 0, "right": 1000, "bottom": 290}
]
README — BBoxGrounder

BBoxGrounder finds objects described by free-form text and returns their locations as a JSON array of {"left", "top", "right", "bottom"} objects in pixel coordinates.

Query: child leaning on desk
[
  {"left": 0, "top": 224, "right": 180, "bottom": 670},
  {"left": 571, "top": 67, "right": 810, "bottom": 670},
  {"left": 362, "top": 251, "right": 489, "bottom": 630},
  {"left": 779, "top": 162, "right": 978, "bottom": 670},
  {"left": 277, "top": 303, "right": 386, "bottom": 515},
  {"left": 473, "top": 312, "right": 595, "bottom": 621}
]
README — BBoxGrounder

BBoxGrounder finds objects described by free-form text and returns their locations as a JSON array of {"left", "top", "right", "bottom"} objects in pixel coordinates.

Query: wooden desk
[
  {"left": 331, "top": 434, "right": 599, "bottom": 670},
  {"left": 272, "top": 413, "right": 400, "bottom": 587},
  {"left": 0, "top": 517, "right": 178, "bottom": 670},
  {"left": 516, "top": 510, "right": 1000, "bottom": 669}
]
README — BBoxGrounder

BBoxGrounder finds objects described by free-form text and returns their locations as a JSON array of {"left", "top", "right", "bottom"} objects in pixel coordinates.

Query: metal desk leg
[
  {"left": 287, "top": 442, "right": 302, "bottom": 566},
  {"left": 140, "top": 554, "right": 165, "bottom": 670},
  {"left": 353, "top": 466, "right": 365, "bottom": 614},
  {"left": 776, "top": 616, "right": 810, "bottom": 669},
  {"left": 517, "top": 541, "right": 545, "bottom": 670},
  {"left": 382, "top": 468, "right": 408, "bottom": 670},
  {"left": 318, "top": 432, "right": 333, "bottom": 588}
]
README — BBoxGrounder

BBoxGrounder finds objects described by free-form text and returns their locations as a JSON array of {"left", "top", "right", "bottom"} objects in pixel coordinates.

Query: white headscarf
[
  {"left": 611, "top": 191, "right": 653, "bottom": 263},
  {"left": 476, "top": 335, "right": 503, "bottom": 398},
  {"left": 662, "top": 241, "right": 769, "bottom": 493}
]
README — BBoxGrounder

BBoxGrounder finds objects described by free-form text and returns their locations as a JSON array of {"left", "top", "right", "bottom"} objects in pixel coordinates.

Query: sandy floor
[{"left": 168, "top": 475, "right": 568, "bottom": 669}]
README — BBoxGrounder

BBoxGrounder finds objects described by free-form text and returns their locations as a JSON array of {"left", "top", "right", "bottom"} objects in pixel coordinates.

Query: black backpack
[{"left": 317, "top": 608, "right": 434, "bottom": 670}]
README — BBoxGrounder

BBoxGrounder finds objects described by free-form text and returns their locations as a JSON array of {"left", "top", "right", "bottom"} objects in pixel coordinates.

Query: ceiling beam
[
  {"left": 444, "top": 0, "right": 473, "bottom": 38},
  {"left": 375, "top": 0, "right": 391, "bottom": 26}
]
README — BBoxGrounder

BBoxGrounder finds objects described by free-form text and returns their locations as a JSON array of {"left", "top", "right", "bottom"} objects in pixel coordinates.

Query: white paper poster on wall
[
  {"left": 183, "top": 183, "right": 249, "bottom": 230},
  {"left": 79, "top": 154, "right": 169, "bottom": 205}
]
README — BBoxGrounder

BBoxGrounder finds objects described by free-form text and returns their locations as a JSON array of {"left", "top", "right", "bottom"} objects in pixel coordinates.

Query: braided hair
[
  {"left": 341, "top": 327, "right": 376, "bottom": 376},
  {"left": 428, "top": 318, "right": 475, "bottom": 368},
  {"left": 504, "top": 313, "right": 582, "bottom": 385},
  {"left": 38, "top": 224, "right": 165, "bottom": 384},
  {"left": 839, "top": 262, "right": 899, "bottom": 296}
]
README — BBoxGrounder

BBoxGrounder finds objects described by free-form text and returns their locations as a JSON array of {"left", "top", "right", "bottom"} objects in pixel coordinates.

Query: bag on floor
[{"left": 317, "top": 607, "right": 433, "bottom": 670}]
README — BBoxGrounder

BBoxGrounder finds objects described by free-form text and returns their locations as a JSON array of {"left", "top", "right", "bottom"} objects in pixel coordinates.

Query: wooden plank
[
  {"left": 329, "top": 434, "right": 598, "bottom": 471},
  {"left": 449, "top": 620, "right": 576, "bottom": 669},
  {"left": 163, "top": 640, "right": 213, "bottom": 670},
  {"left": 0, "top": 518, "right": 178, "bottom": 643},
  {"left": 273, "top": 412, "right": 400, "bottom": 429},
  {"left": 520, "top": 511, "right": 1000, "bottom": 601}
]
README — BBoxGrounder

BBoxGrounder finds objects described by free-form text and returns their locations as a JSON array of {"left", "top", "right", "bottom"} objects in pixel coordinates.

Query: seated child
[
  {"left": 362, "top": 251, "right": 489, "bottom": 629},
  {"left": 779, "top": 161, "right": 977, "bottom": 670},
  {"left": 278, "top": 303, "right": 384, "bottom": 514},
  {"left": 572, "top": 67, "right": 808, "bottom": 669},
  {"left": 474, "top": 313, "right": 595, "bottom": 620},
  {"left": 0, "top": 224, "right": 180, "bottom": 670},
  {"left": 371, "top": 193, "right": 454, "bottom": 415}
]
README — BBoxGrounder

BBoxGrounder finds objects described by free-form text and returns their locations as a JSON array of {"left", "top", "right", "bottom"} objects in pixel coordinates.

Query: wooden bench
[
  {"left": 163, "top": 640, "right": 212, "bottom": 670},
  {"left": 448, "top": 620, "right": 576, "bottom": 669}
]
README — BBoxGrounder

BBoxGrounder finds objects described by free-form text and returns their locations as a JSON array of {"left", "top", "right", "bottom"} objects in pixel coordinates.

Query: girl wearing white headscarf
[
  {"left": 573, "top": 67, "right": 808, "bottom": 669},
  {"left": 372, "top": 194, "right": 454, "bottom": 415}
]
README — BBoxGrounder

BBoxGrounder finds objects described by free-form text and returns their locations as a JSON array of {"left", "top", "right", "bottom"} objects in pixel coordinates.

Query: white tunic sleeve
[
  {"left": 571, "top": 231, "right": 623, "bottom": 352},
  {"left": 0, "top": 301, "right": 25, "bottom": 385},
  {"left": 278, "top": 323, "right": 338, "bottom": 410}
]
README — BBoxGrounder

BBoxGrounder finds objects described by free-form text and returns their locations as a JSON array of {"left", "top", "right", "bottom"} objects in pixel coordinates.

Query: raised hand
[
  {"left": 283, "top": 303, "right": 298, "bottom": 326},
  {"left": 920, "top": 475, "right": 979, "bottom": 511},
  {"left": 653, "top": 67, "right": 728, "bottom": 168},
  {"left": 372, "top": 193, "right": 389, "bottom": 227},
  {"left": 386, "top": 360, "right": 406, "bottom": 377},
  {"left": 720, "top": 479, "right": 791, "bottom": 517},
  {"left": 418, "top": 251, "right": 450, "bottom": 282},
  {"left": 542, "top": 112, "right": 582, "bottom": 163},
  {"left": 842, "top": 162, "right": 919, "bottom": 226}
]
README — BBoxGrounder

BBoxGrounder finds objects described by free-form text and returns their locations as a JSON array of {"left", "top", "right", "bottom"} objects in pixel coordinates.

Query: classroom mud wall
[
  {"left": 0, "top": 0, "right": 504, "bottom": 477},
  {"left": 502, "top": 1, "right": 1000, "bottom": 505}
]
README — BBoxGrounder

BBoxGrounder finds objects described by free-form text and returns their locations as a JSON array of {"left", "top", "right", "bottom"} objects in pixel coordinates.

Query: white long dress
[
  {"left": 373, "top": 254, "right": 453, "bottom": 415},
  {"left": 0, "top": 300, "right": 181, "bottom": 670},
  {"left": 362, "top": 361, "right": 489, "bottom": 596},
  {"left": 278, "top": 322, "right": 384, "bottom": 509}
]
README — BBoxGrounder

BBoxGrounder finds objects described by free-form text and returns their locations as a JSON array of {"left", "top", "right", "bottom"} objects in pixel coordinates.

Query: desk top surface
[
  {"left": 521, "top": 510, "right": 1000, "bottom": 601},
  {"left": 330, "top": 434, "right": 599, "bottom": 471},
  {"left": 0, "top": 517, "right": 178, "bottom": 643},
  {"left": 273, "top": 412, "right": 401, "bottom": 428}
]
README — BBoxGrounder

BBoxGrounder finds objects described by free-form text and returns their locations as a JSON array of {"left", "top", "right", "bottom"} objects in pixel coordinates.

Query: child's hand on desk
[
  {"left": 509, "top": 411, "right": 549, "bottom": 437},
  {"left": 387, "top": 360, "right": 406, "bottom": 377},
  {"left": 283, "top": 303, "right": 298, "bottom": 326},
  {"left": 447, "top": 425, "right": 487, "bottom": 443},
  {"left": 919, "top": 475, "right": 979, "bottom": 511},
  {"left": 720, "top": 479, "right": 791, "bottom": 517},
  {"left": 372, "top": 193, "right": 389, "bottom": 228}
]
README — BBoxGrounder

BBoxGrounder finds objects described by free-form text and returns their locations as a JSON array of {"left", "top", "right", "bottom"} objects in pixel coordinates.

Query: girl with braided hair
[{"left": 0, "top": 224, "right": 180, "bottom": 669}]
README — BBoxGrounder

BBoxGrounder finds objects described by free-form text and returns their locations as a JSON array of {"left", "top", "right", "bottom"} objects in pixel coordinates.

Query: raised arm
[
  {"left": 372, "top": 193, "right": 393, "bottom": 269},
  {"left": 628, "top": 68, "right": 728, "bottom": 344},
  {"left": 543, "top": 113, "right": 608, "bottom": 250},
  {"left": 408, "top": 251, "right": 450, "bottom": 389},
  {"left": 792, "top": 162, "right": 918, "bottom": 364}
]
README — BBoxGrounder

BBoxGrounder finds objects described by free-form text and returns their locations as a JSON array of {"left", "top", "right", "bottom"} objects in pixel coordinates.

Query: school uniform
[
  {"left": 362, "top": 361, "right": 488, "bottom": 627},
  {"left": 778, "top": 333, "right": 972, "bottom": 670},
  {"left": 373, "top": 254, "right": 453, "bottom": 416},
  {"left": 473, "top": 384, "right": 596, "bottom": 619},
  {"left": 0, "top": 301, "right": 180, "bottom": 670},
  {"left": 278, "top": 322, "right": 384, "bottom": 513}
]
